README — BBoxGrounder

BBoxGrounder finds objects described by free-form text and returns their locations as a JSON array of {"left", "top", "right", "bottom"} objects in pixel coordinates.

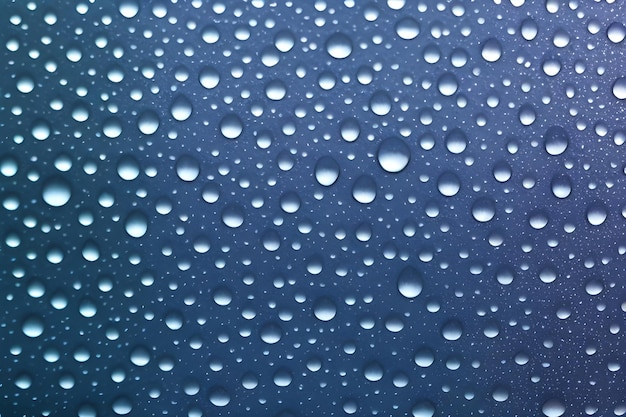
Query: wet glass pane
[{"left": 1, "top": 1, "right": 625, "bottom": 416}]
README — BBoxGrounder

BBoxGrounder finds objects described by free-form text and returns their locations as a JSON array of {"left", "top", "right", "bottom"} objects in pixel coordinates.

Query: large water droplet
[
  {"left": 481, "top": 38, "right": 503, "bottom": 62},
  {"left": 313, "top": 297, "right": 337, "bottom": 321},
  {"left": 220, "top": 114, "right": 244, "bottom": 139},
  {"left": 437, "top": 171, "right": 461, "bottom": 197},
  {"left": 544, "top": 126, "right": 569, "bottom": 156},
  {"left": 542, "top": 399, "right": 566, "bottom": 417},
  {"left": 175, "top": 155, "right": 200, "bottom": 182},
  {"left": 397, "top": 266, "right": 423, "bottom": 299},
  {"left": 22, "top": 315, "right": 44, "bottom": 338},
  {"left": 42, "top": 177, "right": 72, "bottom": 207},
  {"left": 441, "top": 319, "right": 463, "bottom": 341},
  {"left": 170, "top": 95, "right": 193, "bottom": 121},
  {"left": 125, "top": 210, "right": 148, "bottom": 238},
  {"left": 377, "top": 137, "right": 411, "bottom": 173},
  {"left": 314, "top": 156, "right": 340, "bottom": 186},
  {"left": 326, "top": 32, "right": 353, "bottom": 59},
  {"left": 352, "top": 175, "right": 377, "bottom": 204},
  {"left": 471, "top": 197, "right": 496, "bottom": 222}
]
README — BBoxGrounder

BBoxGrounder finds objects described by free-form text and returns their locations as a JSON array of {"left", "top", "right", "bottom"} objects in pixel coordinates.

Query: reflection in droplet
[
  {"left": 352, "top": 175, "right": 377, "bottom": 204},
  {"left": 481, "top": 38, "right": 503, "bottom": 62},
  {"left": 471, "top": 197, "right": 496, "bottom": 223},
  {"left": 325, "top": 32, "right": 353, "bottom": 59},
  {"left": 170, "top": 95, "right": 193, "bottom": 121},
  {"left": 397, "top": 266, "right": 423, "bottom": 299},
  {"left": 542, "top": 399, "right": 566, "bottom": 417},
  {"left": 314, "top": 156, "right": 340, "bottom": 186},
  {"left": 42, "top": 177, "right": 72, "bottom": 207},
  {"left": 377, "top": 137, "right": 411, "bottom": 173}
]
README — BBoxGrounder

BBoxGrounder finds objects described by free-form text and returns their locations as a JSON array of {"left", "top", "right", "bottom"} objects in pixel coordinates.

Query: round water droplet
[
  {"left": 437, "top": 73, "right": 458, "bottom": 96},
  {"left": 481, "top": 38, "right": 503, "bottom": 62},
  {"left": 607, "top": 22, "right": 626, "bottom": 44},
  {"left": 363, "top": 361, "right": 384, "bottom": 382},
  {"left": 544, "top": 126, "right": 569, "bottom": 156},
  {"left": 274, "top": 29, "right": 295, "bottom": 52},
  {"left": 445, "top": 128, "right": 467, "bottom": 154},
  {"left": 222, "top": 204, "right": 245, "bottom": 228},
  {"left": 220, "top": 114, "right": 243, "bottom": 139},
  {"left": 493, "top": 161, "right": 512, "bottom": 183},
  {"left": 112, "top": 396, "right": 133, "bottom": 415},
  {"left": 542, "top": 399, "right": 566, "bottom": 417},
  {"left": 170, "top": 95, "right": 193, "bottom": 121},
  {"left": 519, "top": 104, "right": 536, "bottom": 126},
  {"left": 265, "top": 79, "right": 287, "bottom": 101},
  {"left": 117, "top": 155, "right": 140, "bottom": 181},
  {"left": 42, "top": 176, "right": 71, "bottom": 207},
  {"left": 260, "top": 322, "right": 282, "bottom": 344},
  {"left": 314, "top": 156, "right": 340, "bottom": 186},
  {"left": 280, "top": 191, "right": 301, "bottom": 213},
  {"left": 585, "top": 279, "right": 604, "bottom": 296},
  {"left": 397, "top": 266, "right": 423, "bottom": 299},
  {"left": 0, "top": 155, "right": 19, "bottom": 177},
  {"left": 437, "top": 171, "right": 461, "bottom": 197},
  {"left": 164, "top": 310, "right": 184, "bottom": 330},
  {"left": 471, "top": 197, "right": 496, "bottom": 222},
  {"left": 326, "top": 32, "right": 353, "bottom": 59},
  {"left": 209, "top": 387, "right": 230, "bottom": 407},
  {"left": 32, "top": 119, "right": 51, "bottom": 140},
  {"left": 261, "top": 229, "right": 281, "bottom": 251},
  {"left": 377, "top": 137, "right": 411, "bottom": 173},
  {"left": 103, "top": 117, "right": 123, "bottom": 138},
  {"left": 586, "top": 202, "right": 607, "bottom": 226},
  {"left": 496, "top": 267, "right": 515, "bottom": 285},
  {"left": 175, "top": 155, "right": 200, "bottom": 182},
  {"left": 313, "top": 297, "right": 337, "bottom": 321},
  {"left": 130, "top": 346, "right": 151, "bottom": 366},
  {"left": 395, "top": 17, "right": 420, "bottom": 40},
  {"left": 352, "top": 175, "right": 377, "bottom": 204},
  {"left": 529, "top": 210, "right": 549, "bottom": 229},
  {"left": 340, "top": 118, "right": 360, "bottom": 142},
  {"left": 539, "top": 265, "right": 558, "bottom": 284},
  {"left": 414, "top": 347, "right": 435, "bottom": 367},
  {"left": 118, "top": 0, "right": 139, "bottom": 18},
  {"left": 125, "top": 210, "right": 148, "bottom": 238},
  {"left": 369, "top": 90, "right": 392, "bottom": 116},
  {"left": 612, "top": 77, "right": 626, "bottom": 100},
  {"left": 492, "top": 385, "right": 510, "bottom": 402},
  {"left": 550, "top": 174, "right": 572, "bottom": 199},
  {"left": 137, "top": 110, "right": 160, "bottom": 135},
  {"left": 441, "top": 319, "right": 463, "bottom": 341},
  {"left": 16, "top": 74, "right": 35, "bottom": 93},
  {"left": 412, "top": 400, "right": 435, "bottom": 417},
  {"left": 199, "top": 66, "right": 220, "bottom": 89},
  {"left": 520, "top": 18, "right": 538, "bottom": 41},
  {"left": 22, "top": 315, "right": 44, "bottom": 338}
]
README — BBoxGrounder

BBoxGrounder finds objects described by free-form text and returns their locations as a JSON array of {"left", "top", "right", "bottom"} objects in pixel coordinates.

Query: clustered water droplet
[{"left": 1, "top": 1, "right": 624, "bottom": 416}]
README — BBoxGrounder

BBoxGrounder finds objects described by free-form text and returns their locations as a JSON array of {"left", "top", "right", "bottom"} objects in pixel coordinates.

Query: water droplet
[
  {"left": 544, "top": 126, "right": 569, "bottom": 156},
  {"left": 0, "top": 155, "right": 19, "bottom": 177},
  {"left": 437, "top": 73, "right": 458, "bottom": 96},
  {"left": 471, "top": 197, "right": 496, "bottom": 223},
  {"left": 397, "top": 266, "right": 423, "bottom": 299},
  {"left": 612, "top": 77, "right": 626, "bottom": 100},
  {"left": 481, "top": 38, "right": 503, "bottom": 62},
  {"left": 445, "top": 128, "right": 467, "bottom": 154},
  {"left": 118, "top": 1, "right": 139, "bottom": 18},
  {"left": 340, "top": 118, "right": 361, "bottom": 142},
  {"left": 209, "top": 386, "right": 231, "bottom": 407},
  {"left": 325, "top": 32, "right": 353, "bottom": 59},
  {"left": 260, "top": 322, "right": 282, "bottom": 344},
  {"left": 112, "top": 396, "right": 133, "bottom": 415},
  {"left": 441, "top": 319, "right": 463, "bottom": 341},
  {"left": 313, "top": 297, "right": 337, "bottom": 321},
  {"left": 359, "top": 361, "right": 383, "bottom": 382},
  {"left": 265, "top": 79, "right": 287, "bottom": 101},
  {"left": 32, "top": 119, "right": 51, "bottom": 140},
  {"left": 22, "top": 315, "right": 44, "bottom": 338},
  {"left": 199, "top": 66, "right": 220, "bottom": 89},
  {"left": 175, "top": 155, "right": 200, "bottom": 182},
  {"left": 352, "top": 175, "right": 377, "bottom": 204},
  {"left": 170, "top": 95, "right": 193, "bottom": 121},
  {"left": 102, "top": 117, "right": 123, "bottom": 139},
  {"left": 395, "top": 17, "right": 420, "bottom": 40},
  {"left": 586, "top": 202, "right": 607, "bottom": 226},
  {"left": 125, "top": 210, "right": 148, "bottom": 238},
  {"left": 542, "top": 399, "right": 566, "bottom": 417},
  {"left": 314, "top": 156, "right": 340, "bottom": 186},
  {"left": 117, "top": 155, "right": 140, "bottom": 181},
  {"left": 16, "top": 74, "right": 35, "bottom": 93},
  {"left": 137, "top": 110, "right": 160, "bottom": 135},
  {"left": 369, "top": 90, "right": 392, "bottom": 116},
  {"left": 42, "top": 176, "right": 72, "bottom": 207},
  {"left": 437, "top": 171, "right": 461, "bottom": 197},
  {"left": 221, "top": 204, "right": 245, "bottom": 228},
  {"left": 607, "top": 22, "right": 626, "bottom": 44},
  {"left": 550, "top": 174, "right": 572, "bottom": 199},
  {"left": 377, "top": 137, "right": 411, "bottom": 173},
  {"left": 492, "top": 385, "right": 510, "bottom": 402},
  {"left": 130, "top": 346, "right": 151, "bottom": 366},
  {"left": 412, "top": 400, "right": 435, "bottom": 417},
  {"left": 164, "top": 310, "right": 184, "bottom": 330},
  {"left": 220, "top": 114, "right": 244, "bottom": 139},
  {"left": 414, "top": 347, "right": 435, "bottom": 367},
  {"left": 520, "top": 18, "right": 538, "bottom": 41}
]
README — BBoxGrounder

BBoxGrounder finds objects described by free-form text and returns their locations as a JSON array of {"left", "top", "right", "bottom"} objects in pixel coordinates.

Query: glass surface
[{"left": 1, "top": 1, "right": 625, "bottom": 416}]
